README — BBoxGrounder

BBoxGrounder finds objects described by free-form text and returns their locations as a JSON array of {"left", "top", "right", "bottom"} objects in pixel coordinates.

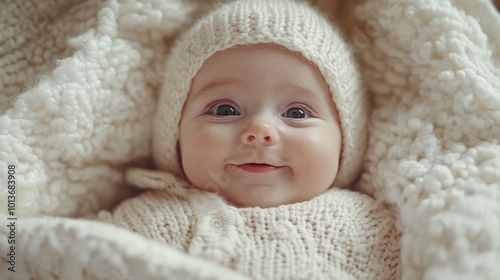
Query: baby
[{"left": 99, "top": 0, "right": 400, "bottom": 279}]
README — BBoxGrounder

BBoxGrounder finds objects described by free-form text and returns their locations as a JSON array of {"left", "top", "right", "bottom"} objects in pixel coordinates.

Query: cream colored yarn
[
  {"left": 152, "top": 0, "right": 368, "bottom": 188},
  {"left": 99, "top": 168, "right": 400, "bottom": 279}
]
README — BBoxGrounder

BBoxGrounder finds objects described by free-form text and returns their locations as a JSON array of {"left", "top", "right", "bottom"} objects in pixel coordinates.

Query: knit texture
[
  {"left": 98, "top": 168, "right": 400, "bottom": 280},
  {"left": 153, "top": 0, "right": 367, "bottom": 189}
]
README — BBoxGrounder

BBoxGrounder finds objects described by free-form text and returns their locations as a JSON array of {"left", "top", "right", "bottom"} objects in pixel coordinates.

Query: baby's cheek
[
  {"left": 195, "top": 124, "right": 232, "bottom": 151},
  {"left": 293, "top": 131, "right": 340, "bottom": 176},
  {"left": 183, "top": 125, "right": 232, "bottom": 175}
]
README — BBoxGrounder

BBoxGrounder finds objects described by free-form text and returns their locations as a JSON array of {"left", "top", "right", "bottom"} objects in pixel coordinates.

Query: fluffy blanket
[{"left": 1, "top": 0, "right": 499, "bottom": 279}]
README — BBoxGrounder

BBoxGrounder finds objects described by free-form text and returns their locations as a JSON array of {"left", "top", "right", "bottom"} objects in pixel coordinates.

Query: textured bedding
[{"left": 0, "top": 0, "right": 499, "bottom": 279}]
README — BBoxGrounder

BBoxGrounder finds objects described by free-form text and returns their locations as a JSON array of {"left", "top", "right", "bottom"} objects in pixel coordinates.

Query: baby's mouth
[{"left": 235, "top": 163, "right": 283, "bottom": 173}]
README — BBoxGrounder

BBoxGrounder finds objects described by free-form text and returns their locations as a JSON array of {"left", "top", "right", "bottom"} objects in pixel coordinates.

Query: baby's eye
[
  {"left": 282, "top": 107, "right": 309, "bottom": 119},
  {"left": 210, "top": 104, "right": 241, "bottom": 116}
]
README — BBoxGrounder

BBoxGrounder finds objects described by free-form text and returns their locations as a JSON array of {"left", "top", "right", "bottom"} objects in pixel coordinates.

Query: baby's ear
[{"left": 125, "top": 168, "right": 189, "bottom": 191}]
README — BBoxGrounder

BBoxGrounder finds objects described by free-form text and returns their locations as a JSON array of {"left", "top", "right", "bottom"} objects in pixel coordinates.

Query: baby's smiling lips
[{"left": 236, "top": 163, "right": 283, "bottom": 173}]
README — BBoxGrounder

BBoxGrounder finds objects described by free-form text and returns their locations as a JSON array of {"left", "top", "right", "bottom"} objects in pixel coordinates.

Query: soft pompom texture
[
  {"left": 0, "top": 0, "right": 197, "bottom": 217},
  {"left": 353, "top": 0, "right": 500, "bottom": 278}
]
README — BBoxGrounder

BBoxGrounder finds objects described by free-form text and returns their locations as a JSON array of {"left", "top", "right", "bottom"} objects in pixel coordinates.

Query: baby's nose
[{"left": 241, "top": 121, "right": 279, "bottom": 146}]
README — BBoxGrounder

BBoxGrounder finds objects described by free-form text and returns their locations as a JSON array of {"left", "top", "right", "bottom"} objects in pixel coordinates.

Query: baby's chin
[
  {"left": 225, "top": 197, "right": 284, "bottom": 208},
  {"left": 219, "top": 188, "right": 314, "bottom": 208},
  {"left": 190, "top": 178, "right": 332, "bottom": 208}
]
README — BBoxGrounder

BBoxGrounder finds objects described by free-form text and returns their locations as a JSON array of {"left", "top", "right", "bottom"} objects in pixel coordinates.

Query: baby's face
[{"left": 179, "top": 44, "right": 342, "bottom": 207}]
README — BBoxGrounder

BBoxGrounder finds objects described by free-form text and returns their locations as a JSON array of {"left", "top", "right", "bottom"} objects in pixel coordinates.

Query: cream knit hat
[{"left": 153, "top": 0, "right": 368, "bottom": 189}]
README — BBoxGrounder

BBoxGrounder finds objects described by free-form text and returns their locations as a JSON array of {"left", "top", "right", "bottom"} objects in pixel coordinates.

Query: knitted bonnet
[{"left": 153, "top": 0, "right": 368, "bottom": 189}]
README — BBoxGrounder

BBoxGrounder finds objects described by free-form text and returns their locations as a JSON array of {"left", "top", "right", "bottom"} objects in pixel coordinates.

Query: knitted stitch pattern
[{"left": 98, "top": 168, "right": 400, "bottom": 280}]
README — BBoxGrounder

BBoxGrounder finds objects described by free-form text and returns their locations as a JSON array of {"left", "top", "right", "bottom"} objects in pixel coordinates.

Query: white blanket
[{"left": 1, "top": 0, "right": 499, "bottom": 279}]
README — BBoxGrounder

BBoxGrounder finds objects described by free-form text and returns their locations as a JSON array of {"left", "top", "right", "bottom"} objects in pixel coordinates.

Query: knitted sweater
[{"left": 98, "top": 169, "right": 400, "bottom": 279}]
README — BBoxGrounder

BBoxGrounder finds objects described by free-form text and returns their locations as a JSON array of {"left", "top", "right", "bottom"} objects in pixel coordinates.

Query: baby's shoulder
[
  {"left": 311, "top": 189, "right": 397, "bottom": 231},
  {"left": 107, "top": 167, "right": 204, "bottom": 217},
  {"left": 319, "top": 188, "right": 395, "bottom": 215},
  {"left": 95, "top": 189, "right": 202, "bottom": 245},
  {"left": 97, "top": 190, "right": 189, "bottom": 223}
]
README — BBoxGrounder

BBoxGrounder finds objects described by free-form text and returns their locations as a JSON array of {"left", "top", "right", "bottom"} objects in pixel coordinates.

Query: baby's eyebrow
[
  {"left": 193, "top": 79, "right": 242, "bottom": 96},
  {"left": 276, "top": 83, "right": 322, "bottom": 100}
]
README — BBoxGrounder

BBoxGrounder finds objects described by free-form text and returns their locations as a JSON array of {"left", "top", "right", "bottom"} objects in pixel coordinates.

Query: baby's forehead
[
  {"left": 188, "top": 43, "right": 331, "bottom": 95},
  {"left": 211, "top": 43, "right": 312, "bottom": 65},
  {"left": 190, "top": 43, "right": 323, "bottom": 85}
]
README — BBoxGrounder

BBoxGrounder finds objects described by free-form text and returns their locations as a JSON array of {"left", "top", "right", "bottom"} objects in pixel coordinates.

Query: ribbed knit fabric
[
  {"left": 98, "top": 168, "right": 400, "bottom": 280},
  {"left": 152, "top": 0, "right": 368, "bottom": 189}
]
